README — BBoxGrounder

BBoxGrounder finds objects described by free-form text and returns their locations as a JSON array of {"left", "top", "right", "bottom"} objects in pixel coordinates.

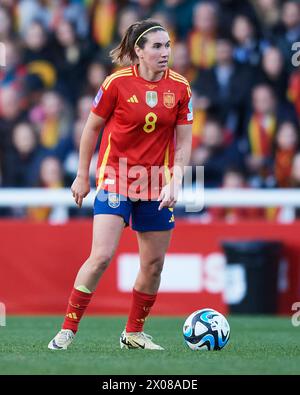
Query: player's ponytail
[{"left": 109, "top": 19, "right": 165, "bottom": 66}]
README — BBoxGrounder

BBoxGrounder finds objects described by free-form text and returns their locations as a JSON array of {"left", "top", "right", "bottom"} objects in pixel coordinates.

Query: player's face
[{"left": 138, "top": 30, "right": 171, "bottom": 73}]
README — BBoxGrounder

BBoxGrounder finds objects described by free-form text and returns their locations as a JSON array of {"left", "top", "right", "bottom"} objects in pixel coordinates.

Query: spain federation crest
[
  {"left": 108, "top": 193, "right": 120, "bottom": 208},
  {"left": 163, "top": 92, "right": 175, "bottom": 108},
  {"left": 145, "top": 91, "right": 158, "bottom": 108}
]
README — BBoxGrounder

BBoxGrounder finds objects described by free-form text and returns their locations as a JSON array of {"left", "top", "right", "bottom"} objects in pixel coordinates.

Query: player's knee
[
  {"left": 88, "top": 252, "right": 112, "bottom": 274},
  {"left": 144, "top": 258, "right": 164, "bottom": 278}
]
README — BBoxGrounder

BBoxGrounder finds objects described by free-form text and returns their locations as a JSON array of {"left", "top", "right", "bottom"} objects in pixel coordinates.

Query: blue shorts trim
[{"left": 94, "top": 189, "right": 175, "bottom": 232}]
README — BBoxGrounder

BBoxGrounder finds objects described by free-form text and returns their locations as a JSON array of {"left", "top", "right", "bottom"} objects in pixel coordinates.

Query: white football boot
[
  {"left": 48, "top": 329, "right": 75, "bottom": 350},
  {"left": 120, "top": 330, "right": 164, "bottom": 350}
]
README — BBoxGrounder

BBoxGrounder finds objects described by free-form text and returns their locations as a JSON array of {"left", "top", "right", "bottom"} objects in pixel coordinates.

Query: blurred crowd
[{"left": 1, "top": 0, "right": 300, "bottom": 222}]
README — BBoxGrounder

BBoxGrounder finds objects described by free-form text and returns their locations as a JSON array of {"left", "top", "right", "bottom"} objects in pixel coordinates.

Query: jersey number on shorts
[{"left": 143, "top": 112, "right": 157, "bottom": 133}]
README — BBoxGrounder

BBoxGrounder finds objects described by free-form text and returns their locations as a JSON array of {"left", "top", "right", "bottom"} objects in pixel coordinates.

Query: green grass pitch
[{"left": 0, "top": 315, "right": 299, "bottom": 375}]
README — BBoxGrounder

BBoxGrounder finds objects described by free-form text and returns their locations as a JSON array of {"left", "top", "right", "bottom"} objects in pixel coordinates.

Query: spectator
[
  {"left": 50, "top": 0, "right": 89, "bottom": 39},
  {"left": 219, "top": 0, "right": 259, "bottom": 37},
  {"left": 18, "top": 0, "right": 51, "bottom": 35},
  {"left": 2, "top": 122, "right": 46, "bottom": 187},
  {"left": 275, "top": 150, "right": 300, "bottom": 220},
  {"left": 256, "top": 46, "right": 288, "bottom": 101},
  {"left": 287, "top": 65, "right": 300, "bottom": 120},
  {"left": 22, "top": 21, "right": 57, "bottom": 89},
  {"left": 0, "top": 40, "right": 26, "bottom": 89},
  {"left": 53, "top": 19, "right": 92, "bottom": 104},
  {"left": 188, "top": 2, "right": 218, "bottom": 69},
  {"left": 169, "top": 41, "right": 197, "bottom": 83},
  {"left": 0, "top": 5, "right": 14, "bottom": 41},
  {"left": 273, "top": 121, "right": 299, "bottom": 187},
  {"left": 129, "top": 0, "right": 159, "bottom": 19},
  {"left": 150, "top": 10, "right": 177, "bottom": 43},
  {"left": 101, "top": 6, "right": 139, "bottom": 67},
  {"left": 192, "top": 38, "right": 253, "bottom": 135},
  {"left": 0, "top": 86, "right": 25, "bottom": 164},
  {"left": 191, "top": 119, "right": 245, "bottom": 187},
  {"left": 243, "top": 84, "right": 278, "bottom": 185},
  {"left": 76, "top": 95, "right": 94, "bottom": 123},
  {"left": 82, "top": 61, "right": 108, "bottom": 97},
  {"left": 242, "top": 84, "right": 298, "bottom": 186},
  {"left": 63, "top": 119, "right": 98, "bottom": 187},
  {"left": 29, "top": 90, "right": 72, "bottom": 151},
  {"left": 90, "top": 0, "right": 118, "bottom": 48},
  {"left": 114, "top": 6, "right": 139, "bottom": 40},
  {"left": 27, "top": 156, "right": 69, "bottom": 223},
  {"left": 250, "top": 0, "right": 281, "bottom": 39},
  {"left": 208, "top": 167, "right": 264, "bottom": 222},
  {"left": 291, "top": 151, "right": 300, "bottom": 187},
  {"left": 18, "top": 0, "right": 89, "bottom": 38},
  {"left": 232, "top": 14, "right": 266, "bottom": 66},
  {"left": 39, "top": 156, "right": 64, "bottom": 188},
  {"left": 156, "top": 0, "right": 198, "bottom": 39},
  {"left": 276, "top": 0, "right": 300, "bottom": 73}
]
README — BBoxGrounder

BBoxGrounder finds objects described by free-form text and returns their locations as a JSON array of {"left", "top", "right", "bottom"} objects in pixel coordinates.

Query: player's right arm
[
  {"left": 72, "top": 75, "right": 118, "bottom": 207},
  {"left": 72, "top": 112, "right": 105, "bottom": 208}
]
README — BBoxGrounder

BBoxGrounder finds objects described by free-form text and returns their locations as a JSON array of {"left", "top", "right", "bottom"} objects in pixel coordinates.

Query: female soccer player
[{"left": 48, "top": 19, "right": 193, "bottom": 351}]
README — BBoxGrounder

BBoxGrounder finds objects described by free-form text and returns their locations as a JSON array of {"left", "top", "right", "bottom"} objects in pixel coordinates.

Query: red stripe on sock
[
  {"left": 62, "top": 288, "right": 93, "bottom": 333},
  {"left": 125, "top": 288, "right": 157, "bottom": 332}
]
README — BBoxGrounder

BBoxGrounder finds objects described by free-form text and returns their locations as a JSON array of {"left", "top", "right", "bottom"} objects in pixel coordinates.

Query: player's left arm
[
  {"left": 158, "top": 123, "right": 192, "bottom": 210},
  {"left": 173, "top": 123, "right": 193, "bottom": 184}
]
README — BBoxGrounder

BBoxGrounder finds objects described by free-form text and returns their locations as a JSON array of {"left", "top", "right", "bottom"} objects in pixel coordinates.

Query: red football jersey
[{"left": 91, "top": 65, "right": 193, "bottom": 199}]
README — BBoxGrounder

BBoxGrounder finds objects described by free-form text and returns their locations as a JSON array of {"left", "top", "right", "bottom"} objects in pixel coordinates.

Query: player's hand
[
  {"left": 157, "top": 178, "right": 181, "bottom": 211},
  {"left": 71, "top": 175, "right": 90, "bottom": 208}
]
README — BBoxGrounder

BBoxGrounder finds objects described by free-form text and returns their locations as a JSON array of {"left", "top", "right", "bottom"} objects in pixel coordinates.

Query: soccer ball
[{"left": 183, "top": 308, "right": 230, "bottom": 351}]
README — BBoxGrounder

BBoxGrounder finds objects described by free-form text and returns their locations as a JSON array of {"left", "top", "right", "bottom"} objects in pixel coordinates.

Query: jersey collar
[{"left": 133, "top": 65, "right": 169, "bottom": 81}]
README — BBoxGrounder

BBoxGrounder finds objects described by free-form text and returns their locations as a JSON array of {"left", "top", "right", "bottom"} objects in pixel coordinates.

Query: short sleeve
[
  {"left": 91, "top": 77, "right": 118, "bottom": 120},
  {"left": 176, "top": 84, "right": 193, "bottom": 125}
]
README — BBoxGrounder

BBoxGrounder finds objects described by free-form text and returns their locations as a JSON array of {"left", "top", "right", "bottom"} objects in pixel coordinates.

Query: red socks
[
  {"left": 62, "top": 288, "right": 93, "bottom": 333},
  {"left": 62, "top": 287, "right": 156, "bottom": 334},
  {"left": 125, "top": 288, "right": 157, "bottom": 332}
]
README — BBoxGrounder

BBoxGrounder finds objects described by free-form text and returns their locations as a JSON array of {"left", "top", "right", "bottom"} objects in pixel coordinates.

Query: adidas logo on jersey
[{"left": 127, "top": 95, "right": 139, "bottom": 103}]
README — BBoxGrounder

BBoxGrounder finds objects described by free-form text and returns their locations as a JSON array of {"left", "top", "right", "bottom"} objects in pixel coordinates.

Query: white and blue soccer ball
[{"left": 183, "top": 308, "right": 230, "bottom": 351}]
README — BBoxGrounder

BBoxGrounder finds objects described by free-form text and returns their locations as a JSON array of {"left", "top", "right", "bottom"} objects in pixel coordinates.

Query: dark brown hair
[{"left": 109, "top": 19, "right": 165, "bottom": 66}]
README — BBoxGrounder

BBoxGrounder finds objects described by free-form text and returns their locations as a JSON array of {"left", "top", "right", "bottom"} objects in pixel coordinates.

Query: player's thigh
[
  {"left": 90, "top": 214, "right": 125, "bottom": 259},
  {"left": 136, "top": 230, "right": 172, "bottom": 266}
]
